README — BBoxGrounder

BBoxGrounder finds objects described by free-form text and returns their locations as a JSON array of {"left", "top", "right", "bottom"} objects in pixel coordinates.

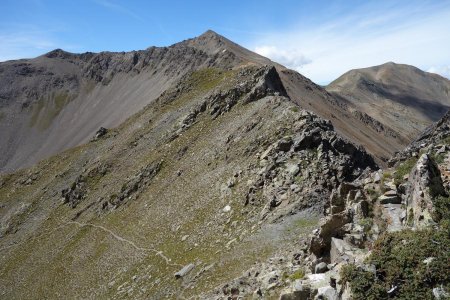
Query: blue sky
[{"left": 1, "top": 0, "right": 450, "bottom": 83}]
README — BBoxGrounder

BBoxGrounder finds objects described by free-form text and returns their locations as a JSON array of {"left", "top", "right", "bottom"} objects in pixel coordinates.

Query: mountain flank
[
  {"left": 327, "top": 62, "right": 450, "bottom": 143},
  {"left": 3, "top": 31, "right": 450, "bottom": 172}
]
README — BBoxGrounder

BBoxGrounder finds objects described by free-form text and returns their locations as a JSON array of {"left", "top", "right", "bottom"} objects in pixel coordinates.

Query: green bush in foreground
[{"left": 341, "top": 229, "right": 450, "bottom": 299}]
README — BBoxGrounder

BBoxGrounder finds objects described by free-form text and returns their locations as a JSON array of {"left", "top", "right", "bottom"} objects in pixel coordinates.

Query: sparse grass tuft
[
  {"left": 29, "top": 92, "right": 73, "bottom": 130},
  {"left": 289, "top": 268, "right": 305, "bottom": 280},
  {"left": 394, "top": 157, "right": 418, "bottom": 185}
]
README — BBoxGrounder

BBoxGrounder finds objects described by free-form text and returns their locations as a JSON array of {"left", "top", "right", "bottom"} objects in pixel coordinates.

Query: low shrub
[{"left": 341, "top": 229, "right": 450, "bottom": 299}]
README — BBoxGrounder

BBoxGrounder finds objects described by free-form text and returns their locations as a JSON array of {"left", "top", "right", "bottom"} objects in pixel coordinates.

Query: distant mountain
[
  {"left": 327, "top": 62, "right": 450, "bottom": 144},
  {"left": 0, "top": 31, "right": 420, "bottom": 171}
]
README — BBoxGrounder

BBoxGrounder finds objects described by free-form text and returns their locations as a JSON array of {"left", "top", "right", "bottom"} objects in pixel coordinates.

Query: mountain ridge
[{"left": 1, "top": 30, "right": 449, "bottom": 171}]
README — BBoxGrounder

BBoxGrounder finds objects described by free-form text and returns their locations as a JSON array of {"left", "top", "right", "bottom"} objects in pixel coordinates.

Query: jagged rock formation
[
  {"left": 405, "top": 154, "right": 447, "bottom": 227},
  {"left": 274, "top": 112, "right": 450, "bottom": 300}
]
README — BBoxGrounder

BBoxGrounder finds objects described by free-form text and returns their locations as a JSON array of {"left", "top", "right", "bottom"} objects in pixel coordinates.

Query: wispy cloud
[
  {"left": 94, "top": 0, "right": 144, "bottom": 22},
  {"left": 250, "top": 2, "right": 450, "bottom": 84},
  {"left": 428, "top": 66, "right": 450, "bottom": 80},
  {"left": 0, "top": 29, "right": 55, "bottom": 61},
  {"left": 93, "top": 0, "right": 170, "bottom": 39}
]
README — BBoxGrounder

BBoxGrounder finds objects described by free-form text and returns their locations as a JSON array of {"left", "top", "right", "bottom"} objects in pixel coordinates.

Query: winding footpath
[
  {"left": 1, "top": 220, "right": 181, "bottom": 268},
  {"left": 66, "top": 221, "right": 182, "bottom": 267}
]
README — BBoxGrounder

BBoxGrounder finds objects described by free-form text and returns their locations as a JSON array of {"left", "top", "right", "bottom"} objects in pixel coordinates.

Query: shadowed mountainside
[{"left": 327, "top": 62, "right": 450, "bottom": 144}]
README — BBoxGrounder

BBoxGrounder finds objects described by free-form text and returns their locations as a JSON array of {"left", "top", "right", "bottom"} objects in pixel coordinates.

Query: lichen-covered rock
[{"left": 405, "top": 154, "right": 447, "bottom": 227}]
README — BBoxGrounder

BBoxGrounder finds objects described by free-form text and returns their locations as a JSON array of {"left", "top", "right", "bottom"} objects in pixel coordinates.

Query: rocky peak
[{"left": 43, "top": 48, "right": 77, "bottom": 59}]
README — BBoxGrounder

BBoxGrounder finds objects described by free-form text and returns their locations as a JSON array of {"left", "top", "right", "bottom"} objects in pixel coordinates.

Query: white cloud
[
  {"left": 0, "top": 31, "right": 57, "bottom": 61},
  {"left": 255, "top": 45, "right": 311, "bottom": 70},
  {"left": 0, "top": 26, "right": 81, "bottom": 62},
  {"left": 248, "top": 3, "right": 450, "bottom": 84},
  {"left": 427, "top": 66, "right": 450, "bottom": 80}
]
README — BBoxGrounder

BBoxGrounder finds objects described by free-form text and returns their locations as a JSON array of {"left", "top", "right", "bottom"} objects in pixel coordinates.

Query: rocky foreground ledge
[{"left": 205, "top": 111, "right": 450, "bottom": 299}]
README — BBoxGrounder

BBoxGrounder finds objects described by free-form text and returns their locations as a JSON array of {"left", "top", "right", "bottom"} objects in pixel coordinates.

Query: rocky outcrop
[
  {"left": 404, "top": 154, "right": 447, "bottom": 227},
  {"left": 246, "top": 110, "right": 377, "bottom": 222},
  {"left": 102, "top": 161, "right": 162, "bottom": 211},
  {"left": 62, "top": 163, "right": 110, "bottom": 208},
  {"left": 389, "top": 110, "right": 450, "bottom": 167},
  {"left": 171, "top": 65, "right": 288, "bottom": 141},
  {"left": 309, "top": 181, "right": 370, "bottom": 259}
]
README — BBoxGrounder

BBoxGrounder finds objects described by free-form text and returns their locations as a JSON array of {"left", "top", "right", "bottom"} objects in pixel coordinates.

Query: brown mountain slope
[
  {"left": 0, "top": 32, "right": 247, "bottom": 172},
  {"left": 182, "top": 32, "right": 416, "bottom": 163},
  {"left": 327, "top": 62, "right": 450, "bottom": 144},
  {"left": 0, "top": 30, "right": 412, "bottom": 171},
  {"left": 0, "top": 65, "right": 376, "bottom": 299}
]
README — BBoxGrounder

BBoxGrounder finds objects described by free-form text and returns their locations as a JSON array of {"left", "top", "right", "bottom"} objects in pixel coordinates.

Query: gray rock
[
  {"left": 280, "top": 291, "right": 309, "bottom": 300},
  {"left": 405, "top": 154, "right": 447, "bottom": 226},
  {"left": 277, "top": 137, "right": 293, "bottom": 152},
  {"left": 314, "top": 262, "right": 328, "bottom": 274},
  {"left": 373, "top": 172, "right": 381, "bottom": 183},
  {"left": 286, "top": 164, "right": 300, "bottom": 176},
  {"left": 174, "top": 263, "right": 195, "bottom": 278},
  {"left": 379, "top": 194, "right": 401, "bottom": 204},
  {"left": 316, "top": 286, "right": 338, "bottom": 300},
  {"left": 93, "top": 127, "right": 108, "bottom": 140},
  {"left": 330, "top": 238, "right": 353, "bottom": 264},
  {"left": 433, "top": 286, "right": 449, "bottom": 299},
  {"left": 279, "top": 280, "right": 311, "bottom": 300}
]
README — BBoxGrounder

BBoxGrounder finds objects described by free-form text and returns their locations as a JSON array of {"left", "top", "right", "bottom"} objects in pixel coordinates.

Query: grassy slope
[{"left": 0, "top": 67, "right": 319, "bottom": 299}]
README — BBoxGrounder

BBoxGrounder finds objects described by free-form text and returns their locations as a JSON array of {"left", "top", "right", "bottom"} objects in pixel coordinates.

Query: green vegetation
[
  {"left": 188, "top": 68, "right": 229, "bottom": 92},
  {"left": 29, "top": 92, "right": 73, "bottom": 130},
  {"left": 341, "top": 229, "right": 450, "bottom": 299},
  {"left": 431, "top": 151, "right": 446, "bottom": 164},
  {"left": 290, "top": 106, "right": 299, "bottom": 113},
  {"left": 441, "top": 136, "right": 450, "bottom": 145},
  {"left": 366, "top": 187, "right": 380, "bottom": 200},
  {"left": 341, "top": 264, "right": 386, "bottom": 299},
  {"left": 394, "top": 157, "right": 418, "bottom": 185},
  {"left": 289, "top": 268, "right": 305, "bottom": 280},
  {"left": 293, "top": 218, "right": 319, "bottom": 229},
  {"left": 432, "top": 195, "right": 450, "bottom": 224},
  {"left": 358, "top": 218, "right": 373, "bottom": 233}
]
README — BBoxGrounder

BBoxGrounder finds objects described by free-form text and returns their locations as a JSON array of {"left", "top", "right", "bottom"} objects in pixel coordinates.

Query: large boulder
[{"left": 309, "top": 210, "right": 352, "bottom": 257}]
